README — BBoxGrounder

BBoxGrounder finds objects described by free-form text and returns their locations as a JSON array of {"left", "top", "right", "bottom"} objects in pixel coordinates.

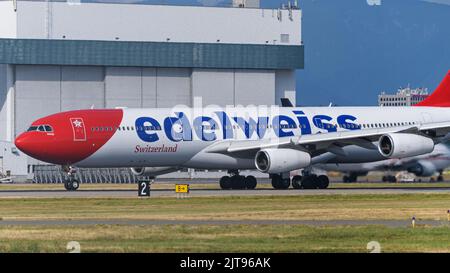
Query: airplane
[
  {"left": 316, "top": 142, "right": 450, "bottom": 183},
  {"left": 14, "top": 71, "right": 450, "bottom": 191}
]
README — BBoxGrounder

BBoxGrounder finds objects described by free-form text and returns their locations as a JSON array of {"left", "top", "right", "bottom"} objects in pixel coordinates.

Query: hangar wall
[
  {"left": 14, "top": 65, "right": 277, "bottom": 134},
  {"left": 0, "top": 1, "right": 16, "bottom": 38},
  {"left": 0, "top": 64, "right": 7, "bottom": 141},
  {"left": 191, "top": 69, "right": 276, "bottom": 107},
  {"left": 0, "top": 64, "right": 14, "bottom": 142},
  {"left": 15, "top": 2, "right": 301, "bottom": 45}
]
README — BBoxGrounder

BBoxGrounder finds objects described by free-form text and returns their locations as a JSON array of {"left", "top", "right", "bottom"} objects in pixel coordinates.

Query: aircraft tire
[
  {"left": 292, "top": 175, "right": 302, "bottom": 189},
  {"left": 71, "top": 179, "right": 80, "bottom": 191},
  {"left": 244, "top": 176, "right": 257, "bottom": 190},
  {"left": 279, "top": 178, "right": 290, "bottom": 189},
  {"left": 230, "top": 175, "right": 245, "bottom": 189},
  {"left": 437, "top": 175, "right": 444, "bottom": 182},
  {"left": 64, "top": 180, "right": 73, "bottom": 191},
  {"left": 219, "top": 176, "right": 232, "bottom": 190},
  {"left": 317, "top": 175, "right": 330, "bottom": 189},
  {"left": 301, "top": 176, "right": 316, "bottom": 189},
  {"left": 271, "top": 175, "right": 282, "bottom": 189},
  {"left": 343, "top": 176, "right": 350, "bottom": 183}
]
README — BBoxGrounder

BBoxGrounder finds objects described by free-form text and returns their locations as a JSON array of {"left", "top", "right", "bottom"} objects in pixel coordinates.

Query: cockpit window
[{"left": 27, "top": 125, "right": 53, "bottom": 132}]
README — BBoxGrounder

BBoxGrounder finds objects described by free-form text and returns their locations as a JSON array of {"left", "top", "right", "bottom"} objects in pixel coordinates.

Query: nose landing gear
[
  {"left": 64, "top": 178, "right": 80, "bottom": 191},
  {"left": 62, "top": 165, "right": 80, "bottom": 191}
]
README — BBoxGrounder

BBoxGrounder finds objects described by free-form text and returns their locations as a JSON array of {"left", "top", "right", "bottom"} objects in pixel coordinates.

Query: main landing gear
[
  {"left": 270, "top": 173, "right": 291, "bottom": 189},
  {"left": 219, "top": 170, "right": 330, "bottom": 190},
  {"left": 382, "top": 175, "right": 397, "bottom": 183},
  {"left": 219, "top": 170, "right": 257, "bottom": 190},
  {"left": 437, "top": 170, "right": 444, "bottom": 182},
  {"left": 343, "top": 174, "right": 358, "bottom": 183},
  {"left": 290, "top": 174, "right": 330, "bottom": 190},
  {"left": 270, "top": 173, "right": 330, "bottom": 190},
  {"left": 62, "top": 166, "right": 80, "bottom": 191}
]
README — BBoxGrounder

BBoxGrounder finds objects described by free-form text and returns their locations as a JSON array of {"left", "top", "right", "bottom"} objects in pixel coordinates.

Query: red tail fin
[{"left": 415, "top": 70, "right": 450, "bottom": 107}]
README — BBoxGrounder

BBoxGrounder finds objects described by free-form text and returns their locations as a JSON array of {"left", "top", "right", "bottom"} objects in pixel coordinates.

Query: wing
[{"left": 204, "top": 121, "right": 450, "bottom": 158}]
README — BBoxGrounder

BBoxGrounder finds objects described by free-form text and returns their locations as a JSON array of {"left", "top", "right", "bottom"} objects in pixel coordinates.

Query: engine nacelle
[
  {"left": 130, "top": 167, "right": 177, "bottom": 177},
  {"left": 255, "top": 149, "right": 311, "bottom": 174},
  {"left": 378, "top": 133, "right": 434, "bottom": 159},
  {"left": 408, "top": 160, "right": 437, "bottom": 177}
]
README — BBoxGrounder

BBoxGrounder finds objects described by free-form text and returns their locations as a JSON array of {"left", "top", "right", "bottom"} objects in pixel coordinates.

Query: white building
[
  {"left": 378, "top": 87, "right": 429, "bottom": 107},
  {"left": 0, "top": 0, "right": 304, "bottom": 181}
]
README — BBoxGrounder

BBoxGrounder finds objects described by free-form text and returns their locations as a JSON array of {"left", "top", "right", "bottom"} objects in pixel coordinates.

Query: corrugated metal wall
[
  {"left": 61, "top": 66, "right": 105, "bottom": 110},
  {"left": 0, "top": 64, "right": 7, "bottom": 141},
  {"left": 191, "top": 68, "right": 275, "bottom": 106},
  {"left": 156, "top": 68, "right": 192, "bottom": 107},
  {"left": 15, "top": 65, "right": 62, "bottom": 134},
  {"left": 105, "top": 67, "right": 142, "bottom": 108},
  {"left": 192, "top": 69, "right": 235, "bottom": 106},
  {"left": 234, "top": 69, "right": 275, "bottom": 106}
]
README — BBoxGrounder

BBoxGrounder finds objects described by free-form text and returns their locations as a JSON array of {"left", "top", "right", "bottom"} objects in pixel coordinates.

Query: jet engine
[
  {"left": 407, "top": 160, "right": 437, "bottom": 177},
  {"left": 378, "top": 133, "right": 434, "bottom": 158},
  {"left": 130, "top": 167, "right": 178, "bottom": 177},
  {"left": 255, "top": 148, "right": 311, "bottom": 173}
]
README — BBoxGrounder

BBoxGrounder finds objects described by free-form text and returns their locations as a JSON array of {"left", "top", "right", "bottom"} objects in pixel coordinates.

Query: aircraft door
[{"left": 421, "top": 113, "right": 433, "bottom": 124}]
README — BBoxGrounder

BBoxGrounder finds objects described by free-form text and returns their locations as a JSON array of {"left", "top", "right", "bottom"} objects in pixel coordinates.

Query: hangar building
[{"left": 0, "top": 0, "right": 304, "bottom": 181}]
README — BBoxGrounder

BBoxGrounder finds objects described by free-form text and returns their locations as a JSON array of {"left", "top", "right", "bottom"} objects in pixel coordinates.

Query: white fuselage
[{"left": 75, "top": 106, "right": 450, "bottom": 170}]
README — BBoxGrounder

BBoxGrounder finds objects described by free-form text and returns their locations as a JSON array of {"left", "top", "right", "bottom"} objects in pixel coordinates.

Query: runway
[{"left": 1, "top": 186, "right": 450, "bottom": 198}]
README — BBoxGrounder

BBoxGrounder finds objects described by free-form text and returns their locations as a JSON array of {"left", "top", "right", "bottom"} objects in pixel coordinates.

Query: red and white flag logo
[{"left": 70, "top": 118, "right": 87, "bottom": 141}]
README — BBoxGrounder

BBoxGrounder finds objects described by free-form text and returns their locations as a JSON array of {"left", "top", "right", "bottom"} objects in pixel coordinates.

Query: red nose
[{"left": 15, "top": 132, "right": 48, "bottom": 160}]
